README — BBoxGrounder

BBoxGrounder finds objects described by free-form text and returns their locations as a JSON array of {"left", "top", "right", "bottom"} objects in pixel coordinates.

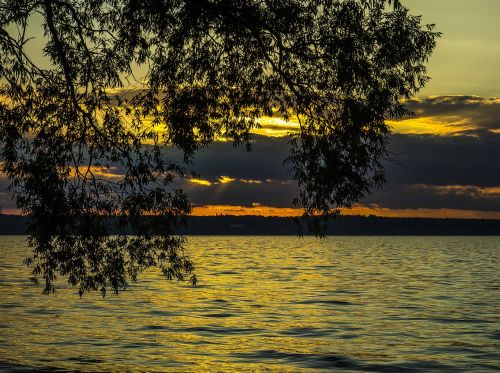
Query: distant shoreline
[{"left": 1, "top": 214, "right": 500, "bottom": 236}]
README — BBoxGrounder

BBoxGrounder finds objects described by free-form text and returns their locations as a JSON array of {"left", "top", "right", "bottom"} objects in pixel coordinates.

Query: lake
[{"left": 1, "top": 236, "right": 499, "bottom": 371}]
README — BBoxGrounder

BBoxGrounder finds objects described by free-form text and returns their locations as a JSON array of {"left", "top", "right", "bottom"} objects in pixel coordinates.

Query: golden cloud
[
  {"left": 188, "top": 178, "right": 212, "bottom": 186},
  {"left": 386, "top": 117, "right": 476, "bottom": 135},
  {"left": 69, "top": 166, "right": 123, "bottom": 180},
  {"left": 218, "top": 176, "right": 236, "bottom": 184}
]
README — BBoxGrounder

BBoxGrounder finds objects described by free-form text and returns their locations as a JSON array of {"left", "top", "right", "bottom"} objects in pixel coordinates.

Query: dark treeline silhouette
[{"left": 2, "top": 214, "right": 499, "bottom": 236}]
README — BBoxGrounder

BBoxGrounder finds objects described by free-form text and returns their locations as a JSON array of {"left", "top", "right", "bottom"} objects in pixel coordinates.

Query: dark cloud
[
  {"left": 1, "top": 96, "right": 499, "bottom": 215},
  {"left": 180, "top": 179, "right": 297, "bottom": 208},
  {"left": 163, "top": 127, "right": 500, "bottom": 212},
  {"left": 0, "top": 176, "right": 16, "bottom": 210},
  {"left": 386, "top": 132, "right": 500, "bottom": 187},
  {"left": 182, "top": 126, "right": 500, "bottom": 212},
  {"left": 364, "top": 184, "right": 500, "bottom": 211},
  {"left": 166, "top": 134, "right": 293, "bottom": 181},
  {"left": 175, "top": 131, "right": 500, "bottom": 189}
]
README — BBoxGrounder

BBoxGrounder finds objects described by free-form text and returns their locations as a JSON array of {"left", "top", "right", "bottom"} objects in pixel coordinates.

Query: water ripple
[{"left": 1, "top": 236, "right": 499, "bottom": 371}]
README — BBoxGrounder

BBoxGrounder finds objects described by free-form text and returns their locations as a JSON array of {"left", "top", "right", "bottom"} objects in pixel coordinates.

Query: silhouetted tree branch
[{"left": 0, "top": 0, "right": 439, "bottom": 295}]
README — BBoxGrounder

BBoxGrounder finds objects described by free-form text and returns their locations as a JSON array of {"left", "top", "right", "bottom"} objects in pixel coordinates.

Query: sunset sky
[
  {"left": 1, "top": 0, "right": 500, "bottom": 218},
  {"left": 184, "top": 0, "right": 500, "bottom": 219}
]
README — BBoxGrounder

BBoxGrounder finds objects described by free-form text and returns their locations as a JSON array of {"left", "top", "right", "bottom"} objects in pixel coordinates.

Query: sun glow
[{"left": 191, "top": 204, "right": 500, "bottom": 219}]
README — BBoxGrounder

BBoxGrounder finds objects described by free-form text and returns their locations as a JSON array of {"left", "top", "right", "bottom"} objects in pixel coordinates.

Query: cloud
[
  {"left": 177, "top": 123, "right": 500, "bottom": 215},
  {"left": 364, "top": 183, "right": 500, "bottom": 212},
  {"left": 181, "top": 177, "right": 297, "bottom": 208},
  {"left": 397, "top": 95, "right": 500, "bottom": 132},
  {"left": 218, "top": 176, "right": 236, "bottom": 184},
  {"left": 2, "top": 95, "right": 500, "bottom": 217},
  {"left": 69, "top": 165, "right": 124, "bottom": 179},
  {"left": 167, "top": 134, "right": 292, "bottom": 181},
  {"left": 192, "top": 204, "right": 302, "bottom": 217},
  {"left": 0, "top": 175, "right": 17, "bottom": 211},
  {"left": 187, "top": 178, "right": 213, "bottom": 186},
  {"left": 253, "top": 117, "right": 299, "bottom": 137},
  {"left": 386, "top": 131, "right": 500, "bottom": 187},
  {"left": 240, "top": 179, "right": 263, "bottom": 184},
  {"left": 250, "top": 95, "right": 500, "bottom": 136}
]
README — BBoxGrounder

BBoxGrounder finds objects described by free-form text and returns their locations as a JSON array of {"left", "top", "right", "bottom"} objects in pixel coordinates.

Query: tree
[{"left": 0, "top": 0, "right": 438, "bottom": 295}]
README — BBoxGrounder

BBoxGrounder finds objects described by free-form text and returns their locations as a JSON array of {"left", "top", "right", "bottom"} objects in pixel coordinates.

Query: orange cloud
[
  {"left": 192, "top": 204, "right": 303, "bottom": 217},
  {"left": 192, "top": 204, "right": 500, "bottom": 219},
  {"left": 3, "top": 203, "right": 500, "bottom": 219}
]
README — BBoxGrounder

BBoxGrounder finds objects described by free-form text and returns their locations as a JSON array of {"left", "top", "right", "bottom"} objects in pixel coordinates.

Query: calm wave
[{"left": 1, "top": 236, "right": 499, "bottom": 371}]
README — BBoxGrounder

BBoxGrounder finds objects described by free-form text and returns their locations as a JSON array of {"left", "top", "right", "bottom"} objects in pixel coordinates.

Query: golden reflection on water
[{"left": 1, "top": 236, "right": 499, "bottom": 371}]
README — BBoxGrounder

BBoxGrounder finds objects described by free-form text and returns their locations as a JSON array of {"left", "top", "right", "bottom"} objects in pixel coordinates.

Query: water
[{"left": 1, "top": 236, "right": 499, "bottom": 372}]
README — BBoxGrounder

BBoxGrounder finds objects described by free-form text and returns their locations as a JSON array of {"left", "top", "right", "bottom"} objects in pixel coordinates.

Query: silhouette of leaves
[{"left": 0, "top": 0, "right": 438, "bottom": 294}]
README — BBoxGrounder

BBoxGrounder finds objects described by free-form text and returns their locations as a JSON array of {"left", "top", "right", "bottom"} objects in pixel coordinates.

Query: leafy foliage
[{"left": 0, "top": 0, "right": 438, "bottom": 295}]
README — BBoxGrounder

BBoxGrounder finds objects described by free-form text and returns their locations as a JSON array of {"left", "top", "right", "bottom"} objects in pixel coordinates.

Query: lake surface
[{"left": 1, "top": 236, "right": 499, "bottom": 371}]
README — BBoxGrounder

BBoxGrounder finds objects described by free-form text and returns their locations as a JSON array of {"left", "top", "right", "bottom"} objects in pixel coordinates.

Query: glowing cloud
[
  {"left": 386, "top": 117, "right": 476, "bottom": 135},
  {"left": 188, "top": 178, "right": 212, "bottom": 186},
  {"left": 253, "top": 116, "right": 299, "bottom": 137},
  {"left": 218, "top": 176, "right": 236, "bottom": 184},
  {"left": 191, "top": 204, "right": 500, "bottom": 220},
  {"left": 69, "top": 166, "right": 123, "bottom": 180},
  {"left": 192, "top": 204, "right": 303, "bottom": 217}
]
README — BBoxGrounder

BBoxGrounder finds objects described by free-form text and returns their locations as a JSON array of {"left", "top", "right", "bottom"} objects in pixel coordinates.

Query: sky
[
  {"left": 1, "top": 0, "right": 500, "bottom": 219},
  {"left": 185, "top": 0, "right": 500, "bottom": 218},
  {"left": 404, "top": 0, "right": 500, "bottom": 98}
]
